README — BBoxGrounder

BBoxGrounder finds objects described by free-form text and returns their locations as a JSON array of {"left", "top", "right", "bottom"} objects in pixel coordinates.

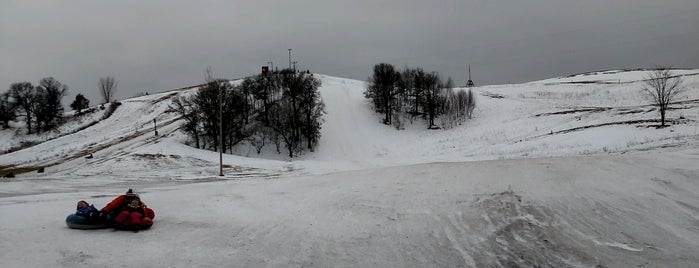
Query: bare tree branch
[
  {"left": 642, "top": 66, "right": 685, "bottom": 127},
  {"left": 99, "top": 76, "right": 117, "bottom": 103}
]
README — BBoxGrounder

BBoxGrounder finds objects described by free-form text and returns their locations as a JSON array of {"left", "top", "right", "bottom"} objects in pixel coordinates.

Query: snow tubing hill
[{"left": 65, "top": 214, "right": 108, "bottom": 229}]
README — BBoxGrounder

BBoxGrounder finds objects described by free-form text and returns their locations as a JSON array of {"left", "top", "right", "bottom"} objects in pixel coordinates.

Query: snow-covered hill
[{"left": 1, "top": 69, "right": 699, "bottom": 267}]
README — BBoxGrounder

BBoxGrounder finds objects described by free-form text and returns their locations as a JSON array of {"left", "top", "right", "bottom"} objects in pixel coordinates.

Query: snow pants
[{"left": 114, "top": 211, "right": 142, "bottom": 226}]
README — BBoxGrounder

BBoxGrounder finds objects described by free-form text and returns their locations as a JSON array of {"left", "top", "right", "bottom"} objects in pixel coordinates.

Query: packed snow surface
[{"left": 1, "top": 70, "right": 699, "bottom": 267}]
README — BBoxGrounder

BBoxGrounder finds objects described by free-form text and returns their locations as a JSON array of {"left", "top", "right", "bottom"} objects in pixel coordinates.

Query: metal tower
[{"left": 466, "top": 65, "right": 475, "bottom": 87}]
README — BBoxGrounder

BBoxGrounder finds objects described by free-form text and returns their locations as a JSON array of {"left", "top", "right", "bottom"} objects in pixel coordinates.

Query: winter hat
[
  {"left": 125, "top": 189, "right": 140, "bottom": 199},
  {"left": 77, "top": 200, "right": 89, "bottom": 208}
]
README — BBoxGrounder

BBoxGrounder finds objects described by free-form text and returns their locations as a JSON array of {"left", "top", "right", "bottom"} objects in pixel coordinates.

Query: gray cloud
[{"left": 2, "top": 0, "right": 698, "bottom": 104}]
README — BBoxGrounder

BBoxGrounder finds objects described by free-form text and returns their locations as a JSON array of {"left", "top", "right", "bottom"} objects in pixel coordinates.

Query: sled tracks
[
  {"left": 466, "top": 190, "right": 597, "bottom": 267},
  {"left": 222, "top": 190, "right": 601, "bottom": 267},
  {"left": 397, "top": 190, "right": 598, "bottom": 267}
]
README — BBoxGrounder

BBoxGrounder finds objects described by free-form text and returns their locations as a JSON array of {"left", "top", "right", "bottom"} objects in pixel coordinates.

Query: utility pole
[
  {"left": 267, "top": 61, "right": 274, "bottom": 73},
  {"left": 218, "top": 82, "right": 224, "bottom": 177},
  {"left": 153, "top": 118, "right": 158, "bottom": 136},
  {"left": 288, "top": 48, "right": 292, "bottom": 69}
]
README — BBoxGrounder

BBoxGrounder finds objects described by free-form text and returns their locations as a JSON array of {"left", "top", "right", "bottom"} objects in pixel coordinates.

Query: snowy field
[{"left": 1, "top": 70, "right": 699, "bottom": 267}]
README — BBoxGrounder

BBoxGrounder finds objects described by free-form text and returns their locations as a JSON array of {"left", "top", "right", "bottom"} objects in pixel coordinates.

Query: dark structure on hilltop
[{"left": 466, "top": 65, "right": 475, "bottom": 88}]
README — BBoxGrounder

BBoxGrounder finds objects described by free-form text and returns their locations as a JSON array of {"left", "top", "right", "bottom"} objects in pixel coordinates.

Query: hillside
[
  {"left": 3, "top": 70, "right": 699, "bottom": 177},
  {"left": 1, "top": 69, "right": 699, "bottom": 267}
]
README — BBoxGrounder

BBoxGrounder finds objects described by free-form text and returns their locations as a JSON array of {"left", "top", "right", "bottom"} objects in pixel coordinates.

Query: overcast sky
[{"left": 2, "top": 0, "right": 698, "bottom": 104}]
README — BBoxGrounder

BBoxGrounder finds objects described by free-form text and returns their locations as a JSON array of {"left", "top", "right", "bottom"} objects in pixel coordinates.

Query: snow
[
  {"left": 1, "top": 69, "right": 699, "bottom": 267},
  {"left": 531, "top": 68, "right": 699, "bottom": 85}
]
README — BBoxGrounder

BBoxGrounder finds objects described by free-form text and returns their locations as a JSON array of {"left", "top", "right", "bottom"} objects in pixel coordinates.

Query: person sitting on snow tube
[
  {"left": 101, "top": 189, "right": 154, "bottom": 229},
  {"left": 66, "top": 200, "right": 107, "bottom": 229},
  {"left": 114, "top": 196, "right": 146, "bottom": 229},
  {"left": 76, "top": 200, "right": 100, "bottom": 222}
]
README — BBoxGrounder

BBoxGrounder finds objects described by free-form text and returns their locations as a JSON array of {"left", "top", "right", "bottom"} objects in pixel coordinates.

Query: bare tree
[
  {"left": 642, "top": 67, "right": 685, "bottom": 127},
  {"left": 9, "top": 82, "right": 36, "bottom": 133},
  {"left": 99, "top": 76, "right": 117, "bottom": 103},
  {"left": 35, "top": 77, "right": 68, "bottom": 131},
  {"left": 398, "top": 68, "right": 421, "bottom": 117},
  {"left": 466, "top": 89, "right": 476, "bottom": 119},
  {"left": 0, "top": 92, "right": 15, "bottom": 129},
  {"left": 422, "top": 72, "right": 442, "bottom": 129},
  {"left": 267, "top": 69, "right": 324, "bottom": 157},
  {"left": 365, "top": 63, "right": 401, "bottom": 125},
  {"left": 168, "top": 95, "right": 201, "bottom": 148},
  {"left": 439, "top": 87, "right": 457, "bottom": 129}
]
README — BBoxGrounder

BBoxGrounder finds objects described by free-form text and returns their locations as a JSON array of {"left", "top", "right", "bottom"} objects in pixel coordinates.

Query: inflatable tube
[
  {"left": 66, "top": 207, "right": 155, "bottom": 230},
  {"left": 65, "top": 214, "right": 108, "bottom": 229},
  {"left": 144, "top": 207, "right": 155, "bottom": 220}
]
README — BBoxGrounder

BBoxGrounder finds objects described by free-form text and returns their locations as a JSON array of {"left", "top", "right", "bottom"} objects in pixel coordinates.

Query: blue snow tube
[{"left": 65, "top": 214, "right": 109, "bottom": 229}]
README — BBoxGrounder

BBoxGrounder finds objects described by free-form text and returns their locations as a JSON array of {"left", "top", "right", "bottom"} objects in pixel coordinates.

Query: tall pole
[
  {"left": 288, "top": 48, "right": 292, "bottom": 69},
  {"left": 267, "top": 61, "right": 274, "bottom": 73},
  {"left": 219, "top": 82, "right": 224, "bottom": 176},
  {"left": 466, "top": 64, "right": 475, "bottom": 88}
]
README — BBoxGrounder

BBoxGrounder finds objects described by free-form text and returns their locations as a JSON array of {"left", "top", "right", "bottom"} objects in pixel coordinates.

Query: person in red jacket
[
  {"left": 114, "top": 196, "right": 146, "bottom": 227},
  {"left": 101, "top": 189, "right": 154, "bottom": 229}
]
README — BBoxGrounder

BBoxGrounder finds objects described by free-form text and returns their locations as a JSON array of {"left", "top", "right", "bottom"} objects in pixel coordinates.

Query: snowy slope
[
  {"left": 2, "top": 69, "right": 698, "bottom": 175},
  {"left": 533, "top": 68, "right": 699, "bottom": 84},
  {"left": 1, "top": 69, "right": 699, "bottom": 267}
]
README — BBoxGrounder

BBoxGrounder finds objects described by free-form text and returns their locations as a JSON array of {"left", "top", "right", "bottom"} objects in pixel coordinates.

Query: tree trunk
[
  {"left": 194, "top": 132, "right": 200, "bottom": 149},
  {"left": 660, "top": 108, "right": 666, "bottom": 126},
  {"left": 25, "top": 111, "right": 32, "bottom": 134}
]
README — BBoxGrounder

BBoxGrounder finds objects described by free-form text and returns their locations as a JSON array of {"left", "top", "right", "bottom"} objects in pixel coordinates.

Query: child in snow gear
[
  {"left": 101, "top": 189, "right": 155, "bottom": 229},
  {"left": 75, "top": 200, "right": 100, "bottom": 222},
  {"left": 114, "top": 197, "right": 145, "bottom": 227},
  {"left": 66, "top": 200, "right": 108, "bottom": 229}
]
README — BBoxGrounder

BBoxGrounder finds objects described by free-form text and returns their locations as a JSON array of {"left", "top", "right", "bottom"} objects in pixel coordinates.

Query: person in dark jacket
[{"left": 75, "top": 200, "right": 100, "bottom": 222}]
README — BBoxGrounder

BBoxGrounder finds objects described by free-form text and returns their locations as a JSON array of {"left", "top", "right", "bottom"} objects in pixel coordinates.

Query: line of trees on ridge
[
  {"left": 168, "top": 69, "right": 325, "bottom": 158},
  {"left": 365, "top": 63, "right": 476, "bottom": 129},
  {"left": 1, "top": 77, "right": 69, "bottom": 133},
  {"left": 1, "top": 75, "right": 121, "bottom": 132}
]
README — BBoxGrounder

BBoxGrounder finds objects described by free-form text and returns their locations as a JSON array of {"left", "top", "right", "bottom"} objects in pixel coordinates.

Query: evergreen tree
[{"left": 70, "top": 94, "right": 90, "bottom": 114}]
